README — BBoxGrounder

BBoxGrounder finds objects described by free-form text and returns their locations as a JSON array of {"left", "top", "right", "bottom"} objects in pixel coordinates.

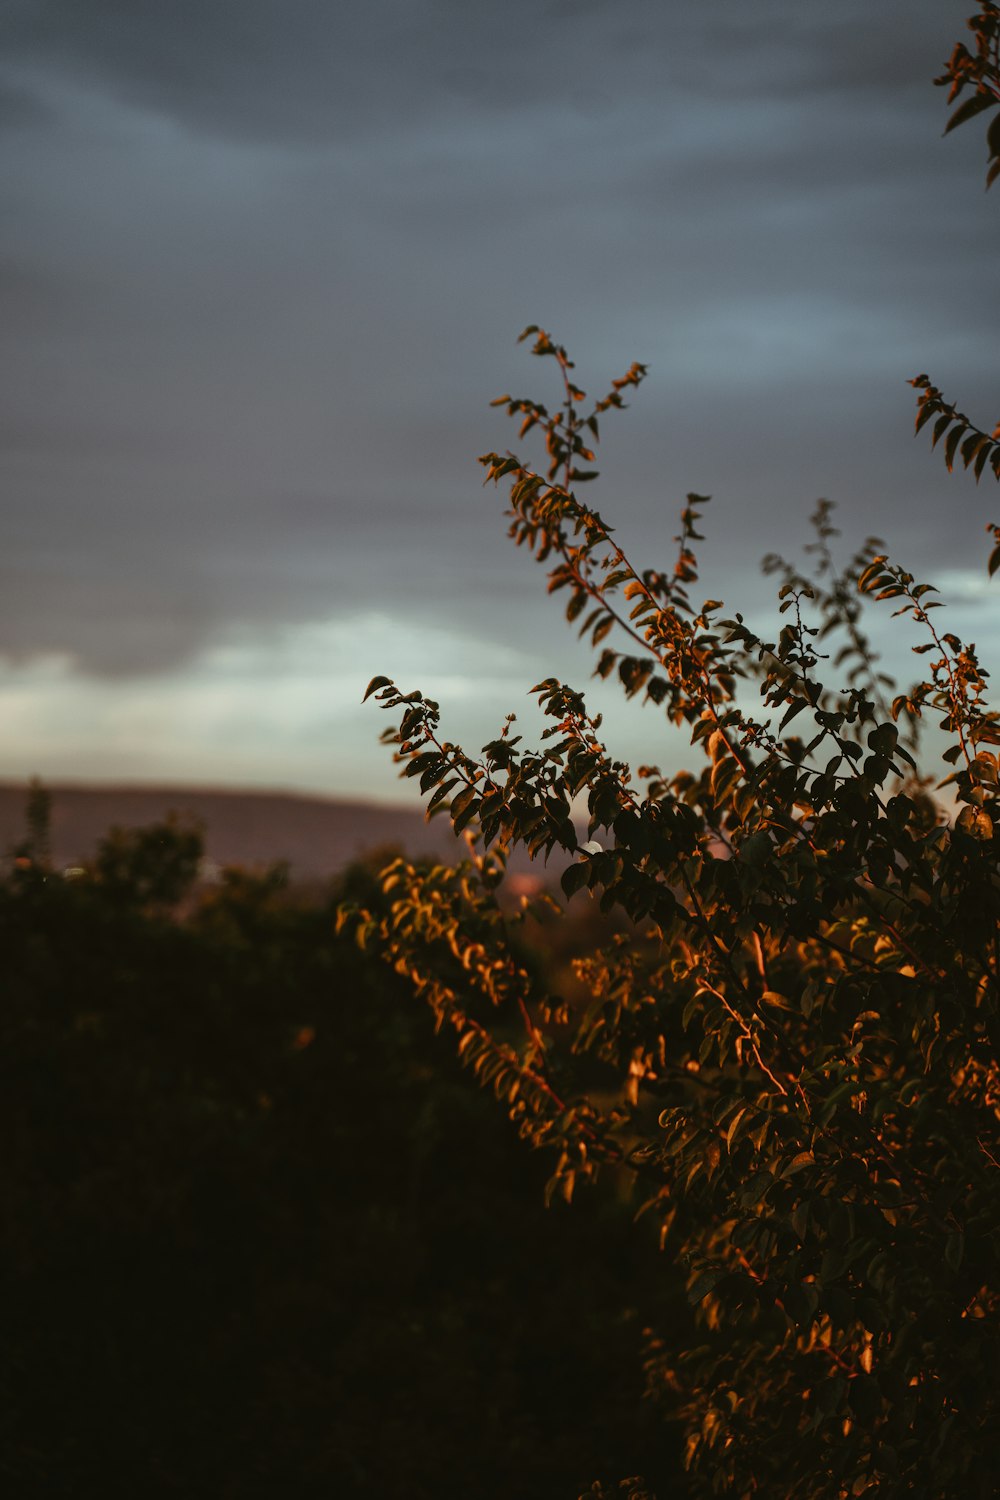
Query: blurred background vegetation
[{"left": 1, "top": 797, "right": 686, "bottom": 1498}]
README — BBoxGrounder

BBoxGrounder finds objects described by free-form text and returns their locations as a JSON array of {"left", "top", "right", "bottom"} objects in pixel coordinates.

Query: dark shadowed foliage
[{"left": 0, "top": 816, "right": 682, "bottom": 1498}]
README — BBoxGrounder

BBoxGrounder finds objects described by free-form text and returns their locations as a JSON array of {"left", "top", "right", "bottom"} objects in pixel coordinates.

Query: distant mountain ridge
[{"left": 0, "top": 782, "right": 473, "bottom": 880}]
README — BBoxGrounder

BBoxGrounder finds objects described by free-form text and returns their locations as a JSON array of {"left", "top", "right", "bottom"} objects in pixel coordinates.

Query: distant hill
[
  {"left": 0, "top": 782, "right": 566, "bottom": 882},
  {"left": 0, "top": 782, "right": 464, "bottom": 878}
]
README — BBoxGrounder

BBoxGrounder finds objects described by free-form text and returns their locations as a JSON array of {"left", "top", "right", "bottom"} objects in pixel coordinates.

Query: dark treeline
[{"left": 1, "top": 809, "right": 684, "bottom": 1499}]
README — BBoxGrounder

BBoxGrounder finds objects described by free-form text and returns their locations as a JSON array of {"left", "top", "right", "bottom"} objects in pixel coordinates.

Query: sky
[{"left": 0, "top": 0, "right": 997, "bottom": 803}]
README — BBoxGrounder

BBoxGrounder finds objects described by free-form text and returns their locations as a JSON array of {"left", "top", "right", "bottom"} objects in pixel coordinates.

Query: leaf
[
  {"left": 866, "top": 723, "right": 898, "bottom": 757},
  {"left": 725, "top": 1107, "right": 748, "bottom": 1152},
  {"left": 561, "top": 861, "right": 590, "bottom": 898},
  {"left": 399, "top": 706, "right": 424, "bottom": 739},
  {"left": 782, "top": 1150, "right": 814, "bottom": 1178},
  {"left": 849, "top": 1373, "right": 882, "bottom": 1424},
  {"left": 686, "top": 1267, "right": 725, "bottom": 1306},
  {"left": 956, "top": 805, "right": 993, "bottom": 840},
  {"left": 782, "top": 1281, "right": 816, "bottom": 1330},
  {"left": 931, "top": 412, "right": 953, "bottom": 450},
  {"left": 944, "top": 90, "right": 999, "bottom": 135},
  {"left": 362, "top": 674, "right": 392, "bottom": 702},
  {"left": 739, "top": 1171, "right": 773, "bottom": 1208},
  {"left": 739, "top": 831, "right": 771, "bottom": 868},
  {"left": 780, "top": 698, "right": 808, "bottom": 731},
  {"left": 426, "top": 778, "right": 459, "bottom": 812},
  {"left": 944, "top": 422, "right": 966, "bottom": 472},
  {"left": 990, "top": 109, "right": 1000, "bottom": 158}
]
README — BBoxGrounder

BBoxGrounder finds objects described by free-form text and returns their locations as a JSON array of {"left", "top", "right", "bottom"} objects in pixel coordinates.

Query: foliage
[
  {"left": 0, "top": 819, "right": 677, "bottom": 1498},
  {"left": 908, "top": 374, "right": 1000, "bottom": 486},
  {"left": 912, "top": 4, "right": 1000, "bottom": 480},
  {"left": 351, "top": 325, "right": 1000, "bottom": 1493},
  {"left": 91, "top": 812, "right": 205, "bottom": 909},
  {"left": 939, "top": 0, "right": 1000, "bottom": 189},
  {"left": 347, "top": 31, "right": 1000, "bottom": 1483}
]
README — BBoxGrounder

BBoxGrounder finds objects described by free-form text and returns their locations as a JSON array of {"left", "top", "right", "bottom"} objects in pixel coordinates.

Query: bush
[
  {"left": 0, "top": 827, "right": 677, "bottom": 1498},
  {"left": 345, "top": 15, "right": 1000, "bottom": 1495}
]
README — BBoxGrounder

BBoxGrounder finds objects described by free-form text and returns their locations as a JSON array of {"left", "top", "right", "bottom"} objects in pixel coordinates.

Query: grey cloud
[
  {"left": 0, "top": 75, "right": 51, "bottom": 131},
  {"left": 1, "top": 0, "right": 965, "bottom": 145},
  {"left": 0, "top": 0, "right": 994, "bottom": 690},
  {"left": 2, "top": 0, "right": 553, "bottom": 145}
]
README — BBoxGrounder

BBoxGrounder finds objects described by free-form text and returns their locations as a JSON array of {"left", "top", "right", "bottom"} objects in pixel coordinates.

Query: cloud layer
[{"left": 0, "top": 1, "right": 996, "bottom": 791}]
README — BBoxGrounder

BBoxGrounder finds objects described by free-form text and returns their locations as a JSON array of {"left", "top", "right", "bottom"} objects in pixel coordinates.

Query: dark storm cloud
[
  {"left": 0, "top": 0, "right": 994, "bottom": 687},
  {"left": 3, "top": 0, "right": 594, "bottom": 144},
  {"left": 1, "top": 0, "right": 958, "bottom": 144}
]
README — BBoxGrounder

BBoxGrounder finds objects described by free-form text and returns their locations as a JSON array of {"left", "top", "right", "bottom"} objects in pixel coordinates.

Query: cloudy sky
[{"left": 0, "top": 0, "right": 996, "bottom": 802}]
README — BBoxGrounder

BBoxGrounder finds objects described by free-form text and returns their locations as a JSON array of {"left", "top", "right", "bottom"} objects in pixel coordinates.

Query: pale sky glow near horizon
[{"left": 1, "top": 1, "right": 997, "bottom": 805}]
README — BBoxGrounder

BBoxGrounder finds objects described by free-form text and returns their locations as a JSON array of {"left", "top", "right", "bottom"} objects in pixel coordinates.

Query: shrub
[
  {"left": 1, "top": 829, "right": 675, "bottom": 1498},
  {"left": 343, "top": 14, "right": 1000, "bottom": 1494}
]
